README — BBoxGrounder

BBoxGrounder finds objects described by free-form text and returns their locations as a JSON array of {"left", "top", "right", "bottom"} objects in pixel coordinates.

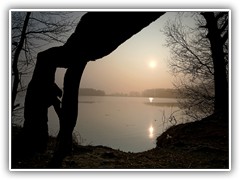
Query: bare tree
[
  {"left": 12, "top": 12, "right": 31, "bottom": 111},
  {"left": 11, "top": 11, "right": 80, "bottom": 122},
  {"left": 163, "top": 12, "right": 228, "bottom": 120},
  {"left": 162, "top": 14, "right": 214, "bottom": 120}
]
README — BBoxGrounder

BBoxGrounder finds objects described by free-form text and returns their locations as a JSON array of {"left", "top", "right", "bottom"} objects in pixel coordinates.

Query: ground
[{"left": 11, "top": 113, "right": 229, "bottom": 169}]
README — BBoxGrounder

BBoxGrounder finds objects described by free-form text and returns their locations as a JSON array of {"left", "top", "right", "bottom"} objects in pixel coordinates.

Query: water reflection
[
  {"left": 148, "top": 97, "right": 154, "bottom": 103},
  {"left": 149, "top": 125, "right": 154, "bottom": 139},
  {"left": 48, "top": 96, "right": 183, "bottom": 152}
]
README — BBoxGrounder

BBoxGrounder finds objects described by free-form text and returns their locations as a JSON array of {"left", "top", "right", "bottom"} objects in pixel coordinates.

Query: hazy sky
[{"left": 54, "top": 12, "right": 194, "bottom": 94}]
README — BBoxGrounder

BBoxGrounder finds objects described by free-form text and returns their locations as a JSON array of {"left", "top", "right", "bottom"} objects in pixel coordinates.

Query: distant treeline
[
  {"left": 79, "top": 88, "right": 106, "bottom": 96},
  {"left": 142, "top": 88, "right": 178, "bottom": 98},
  {"left": 79, "top": 88, "right": 178, "bottom": 98}
]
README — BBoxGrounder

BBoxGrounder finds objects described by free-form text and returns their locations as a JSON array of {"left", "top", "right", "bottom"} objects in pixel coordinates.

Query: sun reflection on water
[
  {"left": 149, "top": 125, "right": 154, "bottom": 139},
  {"left": 149, "top": 97, "right": 154, "bottom": 103}
]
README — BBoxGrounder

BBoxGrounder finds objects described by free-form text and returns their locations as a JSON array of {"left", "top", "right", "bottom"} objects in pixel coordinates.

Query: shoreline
[{"left": 11, "top": 113, "right": 229, "bottom": 169}]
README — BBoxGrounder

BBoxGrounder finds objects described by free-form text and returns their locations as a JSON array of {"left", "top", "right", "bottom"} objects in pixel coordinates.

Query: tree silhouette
[
  {"left": 163, "top": 14, "right": 214, "bottom": 119},
  {"left": 11, "top": 11, "right": 78, "bottom": 117},
  {"left": 12, "top": 12, "right": 31, "bottom": 112},
  {"left": 21, "top": 12, "right": 165, "bottom": 167},
  {"left": 163, "top": 12, "right": 228, "bottom": 119},
  {"left": 200, "top": 12, "right": 228, "bottom": 115}
]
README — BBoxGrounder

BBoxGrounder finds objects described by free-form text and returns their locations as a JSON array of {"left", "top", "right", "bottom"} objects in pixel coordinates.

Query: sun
[{"left": 148, "top": 60, "right": 157, "bottom": 69}]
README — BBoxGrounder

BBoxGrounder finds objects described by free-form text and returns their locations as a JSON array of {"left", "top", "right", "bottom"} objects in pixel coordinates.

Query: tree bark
[{"left": 12, "top": 12, "right": 31, "bottom": 111}]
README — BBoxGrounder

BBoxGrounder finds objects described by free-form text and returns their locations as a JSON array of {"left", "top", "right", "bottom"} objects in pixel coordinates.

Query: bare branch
[
  {"left": 162, "top": 13, "right": 215, "bottom": 119},
  {"left": 11, "top": 11, "right": 79, "bottom": 118}
]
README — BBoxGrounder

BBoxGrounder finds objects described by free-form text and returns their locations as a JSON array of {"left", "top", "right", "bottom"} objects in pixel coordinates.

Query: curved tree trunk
[{"left": 23, "top": 12, "right": 165, "bottom": 163}]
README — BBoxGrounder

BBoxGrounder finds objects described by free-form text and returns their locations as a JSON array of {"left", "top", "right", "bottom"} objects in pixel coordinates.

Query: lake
[{"left": 48, "top": 96, "right": 185, "bottom": 153}]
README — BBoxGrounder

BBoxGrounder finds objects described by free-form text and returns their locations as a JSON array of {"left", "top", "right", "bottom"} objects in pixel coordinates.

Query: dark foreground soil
[{"left": 11, "top": 113, "right": 229, "bottom": 169}]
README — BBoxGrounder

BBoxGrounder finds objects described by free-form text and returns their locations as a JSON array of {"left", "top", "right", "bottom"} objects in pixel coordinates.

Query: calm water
[{"left": 48, "top": 96, "right": 185, "bottom": 152}]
